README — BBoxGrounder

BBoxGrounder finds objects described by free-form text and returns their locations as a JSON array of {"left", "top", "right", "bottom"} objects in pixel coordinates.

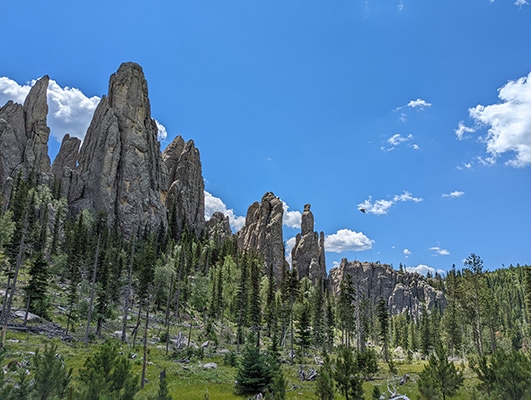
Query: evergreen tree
[
  {"left": 24, "top": 252, "right": 50, "bottom": 319},
  {"left": 31, "top": 343, "right": 72, "bottom": 400},
  {"left": 417, "top": 342, "right": 464, "bottom": 400},
  {"left": 234, "top": 332, "right": 272, "bottom": 396},
  {"left": 151, "top": 369, "right": 172, "bottom": 400},
  {"left": 79, "top": 341, "right": 139, "bottom": 400},
  {"left": 314, "top": 353, "right": 335, "bottom": 400},
  {"left": 376, "top": 296, "right": 390, "bottom": 363},
  {"left": 334, "top": 346, "right": 364, "bottom": 400},
  {"left": 296, "top": 300, "right": 312, "bottom": 359}
]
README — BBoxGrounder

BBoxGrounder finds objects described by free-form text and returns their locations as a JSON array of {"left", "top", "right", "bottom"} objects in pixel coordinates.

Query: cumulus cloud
[
  {"left": 358, "top": 191, "right": 423, "bottom": 215},
  {"left": 407, "top": 98, "right": 432, "bottom": 109},
  {"left": 282, "top": 201, "right": 302, "bottom": 229},
  {"left": 406, "top": 264, "right": 444, "bottom": 277},
  {"left": 442, "top": 190, "right": 465, "bottom": 199},
  {"left": 324, "top": 229, "right": 374, "bottom": 253},
  {"left": 430, "top": 246, "right": 450, "bottom": 256},
  {"left": 204, "top": 191, "right": 246, "bottom": 232},
  {"left": 0, "top": 76, "right": 169, "bottom": 143},
  {"left": 466, "top": 71, "right": 531, "bottom": 167},
  {"left": 285, "top": 236, "right": 297, "bottom": 264},
  {"left": 382, "top": 133, "right": 419, "bottom": 151},
  {"left": 403, "top": 248, "right": 411, "bottom": 257}
]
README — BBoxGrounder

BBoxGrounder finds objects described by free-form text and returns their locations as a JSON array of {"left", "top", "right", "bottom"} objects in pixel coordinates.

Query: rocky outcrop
[
  {"left": 205, "top": 211, "right": 232, "bottom": 243},
  {"left": 69, "top": 62, "right": 166, "bottom": 236},
  {"left": 291, "top": 204, "right": 326, "bottom": 283},
  {"left": 51, "top": 134, "right": 80, "bottom": 176},
  {"left": 237, "top": 192, "right": 288, "bottom": 281},
  {"left": 162, "top": 136, "right": 205, "bottom": 238},
  {"left": 329, "top": 259, "right": 445, "bottom": 318},
  {"left": 0, "top": 76, "right": 51, "bottom": 188}
]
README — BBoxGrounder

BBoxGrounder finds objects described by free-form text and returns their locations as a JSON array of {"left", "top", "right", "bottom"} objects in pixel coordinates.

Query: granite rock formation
[
  {"left": 51, "top": 134, "right": 80, "bottom": 176},
  {"left": 329, "top": 259, "right": 445, "bottom": 317},
  {"left": 205, "top": 211, "right": 233, "bottom": 243},
  {"left": 0, "top": 75, "right": 51, "bottom": 189},
  {"left": 291, "top": 204, "right": 326, "bottom": 284},
  {"left": 162, "top": 135, "right": 205, "bottom": 238},
  {"left": 237, "top": 192, "right": 288, "bottom": 281},
  {"left": 69, "top": 62, "right": 166, "bottom": 236}
]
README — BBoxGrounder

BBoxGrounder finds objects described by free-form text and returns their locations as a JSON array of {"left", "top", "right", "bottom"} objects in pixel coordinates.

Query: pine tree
[
  {"left": 334, "top": 346, "right": 364, "bottom": 400},
  {"left": 417, "top": 342, "right": 464, "bottom": 400},
  {"left": 376, "top": 296, "right": 390, "bottom": 363},
  {"left": 315, "top": 353, "right": 335, "bottom": 400},
  {"left": 31, "top": 343, "right": 72, "bottom": 400},
  {"left": 234, "top": 332, "right": 272, "bottom": 396},
  {"left": 24, "top": 251, "right": 50, "bottom": 319}
]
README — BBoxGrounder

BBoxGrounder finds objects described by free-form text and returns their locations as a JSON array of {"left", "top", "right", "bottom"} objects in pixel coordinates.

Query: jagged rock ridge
[{"left": 329, "top": 259, "right": 445, "bottom": 317}]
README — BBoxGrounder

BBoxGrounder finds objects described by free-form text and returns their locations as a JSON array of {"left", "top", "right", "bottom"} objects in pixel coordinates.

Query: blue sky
[{"left": 2, "top": 0, "right": 531, "bottom": 275}]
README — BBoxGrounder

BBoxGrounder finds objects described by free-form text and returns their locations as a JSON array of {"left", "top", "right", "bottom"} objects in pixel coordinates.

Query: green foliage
[
  {"left": 24, "top": 252, "right": 50, "bottom": 319},
  {"left": 334, "top": 346, "right": 364, "bottom": 400},
  {"left": 31, "top": 343, "right": 72, "bottom": 400},
  {"left": 234, "top": 333, "right": 273, "bottom": 396},
  {"left": 315, "top": 353, "right": 335, "bottom": 400},
  {"left": 356, "top": 348, "right": 379, "bottom": 380},
  {"left": 79, "top": 341, "right": 139, "bottom": 400},
  {"left": 474, "top": 349, "right": 531, "bottom": 400},
  {"left": 150, "top": 369, "right": 172, "bottom": 400},
  {"left": 417, "top": 342, "right": 464, "bottom": 400}
]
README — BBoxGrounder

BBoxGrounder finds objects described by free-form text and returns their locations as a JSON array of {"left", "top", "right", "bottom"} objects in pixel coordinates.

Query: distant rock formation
[
  {"left": 205, "top": 211, "right": 232, "bottom": 243},
  {"left": 291, "top": 204, "right": 326, "bottom": 284},
  {"left": 162, "top": 135, "right": 205, "bottom": 239},
  {"left": 69, "top": 62, "right": 167, "bottom": 236},
  {"left": 0, "top": 75, "right": 51, "bottom": 189},
  {"left": 51, "top": 134, "right": 80, "bottom": 177},
  {"left": 329, "top": 259, "right": 445, "bottom": 317},
  {"left": 237, "top": 192, "right": 288, "bottom": 281}
]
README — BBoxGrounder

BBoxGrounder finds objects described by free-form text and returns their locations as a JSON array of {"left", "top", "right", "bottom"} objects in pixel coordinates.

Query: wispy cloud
[
  {"left": 442, "top": 190, "right": 465, "bottom": 199},
  {"left": 358, "top": 191, "right": 423, "bottom": 215},
  {"left": 382, "top": 133, "right": 419, "bottom": 151},
  {"left": 454, "top": 121, "right": 475, "bottom": 141},
  {"left": 514, "top": 0, "right": 528, "bottom": 7},
  {"left": 204, "top": 191, "right": 246, "bottom": 232},
  {"left": 430, "top": 246, "right": 450, "bottom": 256},
  {"left": 406, "top": 264, "right": 445, "bottom": 277},
  {"left": 324, "top": 229, "right": 374, "bottom": 253},
  {"left": 465, "top": 71, "right": 531, "bottom": 167},
  {"left": 0, "top": 76, "right": 168, "bottom": 143}
]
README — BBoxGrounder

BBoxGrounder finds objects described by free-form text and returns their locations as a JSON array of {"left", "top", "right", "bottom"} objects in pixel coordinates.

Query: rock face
[
  {"left": 206, "top": 211, "right": 232, "bottom": 243},
  {"left": 329, "top": 259, "right": 445, "bottom": 317},
  {"left": 0, "top": 76, "right": 51, "bottom": 188},
  {"left": 51, "top": 134, "right": 80, "bottom": 176},
  {"left": 291, "top": 204, "right": 327, "bottom": 284},
  {"left": 237, "top": 192, "right": 287, "bottom": 281},
  {"left": 69, "top": 62, "right": 166, "bottom": 236},
  {"left": 162, "top": 136, "right": 205, "bottom": 238}
]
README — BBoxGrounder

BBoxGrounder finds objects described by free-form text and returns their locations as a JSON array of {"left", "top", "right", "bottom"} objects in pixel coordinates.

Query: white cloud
[
  {"left": 406, "top": 264, "right": 444, "bottom": 277},
  {"left": 282, "top": 201, "right": 302, "bottom": 229},
  {"left": 397, "top": 1, "right": 404, "bottom": 12},
  {"left": 407, "top": 98, "right": 432, "bottom": 109},
  {"left": 454, "top": 121, "right": 475, "bottom": 141},
  {"left": 515, "top": 0, "right": 528, "bottom": 7},
  {"left": 358, "top": 191, "right": 423, "bottom": 215},
  {"left": 204, "top": 191, "right": 246, "bottom": 232},
  {"left": 0, "top": 77, "right": 31, "bottom": 103},
  {"left": 325, "top": 229, "right": 374, "bottom": 253},
  {"left": 467, "top": 71, "right": 531, "bottom": 167},
  {"left": 383, "top": 133, "right": 419, "bottom": 151},
  {"left": 403, "top": 248, "right": 411, "bottom": 256},
  {"left": 430, "top": 246, "right": 450, "bottom": 256},
  {"left": 442, "top": 190, "right": 465, "bottom": 199}
]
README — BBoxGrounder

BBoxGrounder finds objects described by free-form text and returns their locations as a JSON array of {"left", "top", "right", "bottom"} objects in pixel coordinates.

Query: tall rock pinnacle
[
  {"left": 237, "top": 192, "right": 288, "bottom": 281},
  {"left": 162, "top": 135, "right": 205, "bottom": 239},
  {"left": 69, "top": 62, "right": 166, "bottom": 236},
  {"left": 291, "top": 204, "right": 327, "bottom": 283}
]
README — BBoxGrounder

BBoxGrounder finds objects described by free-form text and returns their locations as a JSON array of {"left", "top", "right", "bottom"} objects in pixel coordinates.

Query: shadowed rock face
[
  {"left": 69, "top": 62, "right": 166, "bottom": 236},
  {"left": 0, "top": 76, "right": 51, "bottom": 188},
  {"left": 162, "top": 135, "right": 205, "bottom": 239},
  {"left": 291, "top": 204, "right": 327, "bottom": 284},
  {"left": 237, "top": 192, "right": 288, "bottom": 281},
  {"left": 329, "top": 259, "right": 446, "bottom": 318}
]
